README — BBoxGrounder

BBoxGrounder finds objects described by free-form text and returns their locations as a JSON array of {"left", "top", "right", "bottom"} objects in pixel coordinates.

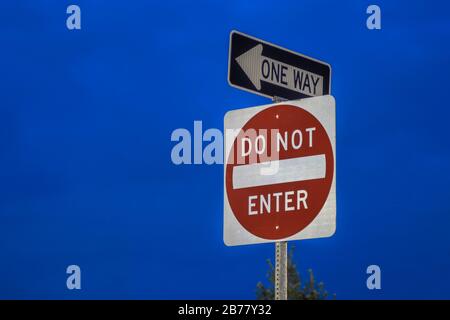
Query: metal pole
[
  {"left": 275, "top": 241, "right": 287, "bottom": 300},
  {"left": 272, "top": 96, "right": 288, "bottom": 300}
]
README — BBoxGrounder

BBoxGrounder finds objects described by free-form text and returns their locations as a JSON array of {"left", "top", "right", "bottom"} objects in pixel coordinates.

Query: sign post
[
  {"left": 272, "top": 96, "right": 288, "bottom": 301},
  {"left": 275, "top": 241, "right": 287, "bottom": 300},
  {"left": 226, "top": 31, "right": 335, "bottom": 301}
]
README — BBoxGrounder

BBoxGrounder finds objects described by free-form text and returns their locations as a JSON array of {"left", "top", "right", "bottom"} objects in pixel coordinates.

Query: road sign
[
  {"left": 228, "top": 30, "right": 331, "bottom": 100},
  {"left": 223, "top": 95, "right": 336, "bottom": 246}
]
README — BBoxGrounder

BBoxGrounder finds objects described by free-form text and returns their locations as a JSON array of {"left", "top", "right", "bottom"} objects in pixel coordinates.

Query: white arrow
[{"left": 235, "top": 44, "right": 324, "bottom": 97}]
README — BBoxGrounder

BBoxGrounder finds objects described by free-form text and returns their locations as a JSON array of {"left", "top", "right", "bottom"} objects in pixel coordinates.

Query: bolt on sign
[{"left": 223, "top": 95, "right": 336, "bottom": 246}]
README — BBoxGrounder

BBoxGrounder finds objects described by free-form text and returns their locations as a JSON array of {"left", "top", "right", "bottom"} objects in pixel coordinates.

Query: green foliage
[{"left": 256, "top": 245, "right": 332, "bottom": 300}]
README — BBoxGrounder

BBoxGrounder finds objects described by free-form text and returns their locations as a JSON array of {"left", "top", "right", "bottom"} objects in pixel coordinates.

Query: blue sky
[{"left": 1, "top": 0, "right": 450, "bottom": 299}]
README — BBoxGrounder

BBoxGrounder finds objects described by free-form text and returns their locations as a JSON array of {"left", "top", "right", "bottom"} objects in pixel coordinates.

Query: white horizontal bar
[{"left": 232, "top": 154, "right": 326, "bottom": 189}]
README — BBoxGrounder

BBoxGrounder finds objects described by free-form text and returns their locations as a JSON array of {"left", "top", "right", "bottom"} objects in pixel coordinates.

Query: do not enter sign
[{"left": 224, "top": 95, "right": 336, "bottom": 246}]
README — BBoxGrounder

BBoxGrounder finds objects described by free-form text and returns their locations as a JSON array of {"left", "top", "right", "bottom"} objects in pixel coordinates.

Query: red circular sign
[{"left": 226, "top": 104, "right": 334, "bottom": 240}]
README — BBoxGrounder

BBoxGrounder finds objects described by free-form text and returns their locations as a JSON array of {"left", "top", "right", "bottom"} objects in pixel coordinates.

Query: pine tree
[{"left": 256, "top": 245, "right": 332, "bottom": 300}]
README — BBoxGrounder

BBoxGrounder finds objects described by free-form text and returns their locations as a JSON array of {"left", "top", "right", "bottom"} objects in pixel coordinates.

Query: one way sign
[{"left": 228, "top": 31, "right": 331, "bottom": 100}]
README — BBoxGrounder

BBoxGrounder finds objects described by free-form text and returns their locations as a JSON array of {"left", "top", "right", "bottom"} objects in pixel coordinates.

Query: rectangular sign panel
[
  {"left": 228, "top": 30, "right": 331, "bottom": 100},
  {"left": 223, "top": 95, "right": 336, "bottom": 246}
]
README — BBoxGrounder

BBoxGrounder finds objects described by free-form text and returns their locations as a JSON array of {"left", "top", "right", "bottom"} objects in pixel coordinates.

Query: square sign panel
[{"left": 223, "top": 95, "right": 336, "bottom": 246}]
